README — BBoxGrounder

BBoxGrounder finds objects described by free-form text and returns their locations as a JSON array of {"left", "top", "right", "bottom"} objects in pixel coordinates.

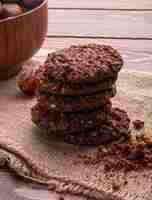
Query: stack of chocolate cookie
[{"left": 31, "top": 44, "right": 130, "bottom": 145}]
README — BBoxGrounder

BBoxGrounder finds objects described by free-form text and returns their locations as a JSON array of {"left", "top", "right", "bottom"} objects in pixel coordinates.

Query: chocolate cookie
[
  {"left": 64, "top": 108, "right": 130, "bottom": 145},
  {"left": 37, "top": 86, "right": 116, "bottom": 112},
  {"left": 38, "top": 76, "right": 117, "bottom": 96},
  {"left": 31, "top": 101, "right": 112, "bottom": 134},
  {"left": 41, "top": 43, "right": 123, "bottom": 85}
]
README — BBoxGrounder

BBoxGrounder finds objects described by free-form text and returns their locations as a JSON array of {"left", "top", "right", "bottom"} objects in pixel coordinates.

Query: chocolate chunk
[
  {"left": 127, "top": 148, "right": 145, "bottom": 160},
  {"left": 59, "top": 197, "right": 64, "bottom": 200},
  {"left": 112, "top": 180, "right": 121, "bottom": 191},
  {"left": 133, "top": 120, "right": 144, "bottom": 130}
]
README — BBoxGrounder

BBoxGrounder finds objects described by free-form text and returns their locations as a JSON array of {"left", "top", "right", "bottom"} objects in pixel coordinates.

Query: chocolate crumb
[
  {"left": 124, "top": 180, "right": 128, "bottom": 185},
  {"left": 79, "top": 132, "right": 152, "bottom": 172}
]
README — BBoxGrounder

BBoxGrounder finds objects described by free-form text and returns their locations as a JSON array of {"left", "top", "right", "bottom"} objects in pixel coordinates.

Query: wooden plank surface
[
  {"left": 47, "top": 9, "right": 152, "bottom": 38},
  {"left": 48, "top": 0, "right": 152, "bottom": 10},
  {"left": 43, "top": 38, "right": 152, "bottom": 72}
]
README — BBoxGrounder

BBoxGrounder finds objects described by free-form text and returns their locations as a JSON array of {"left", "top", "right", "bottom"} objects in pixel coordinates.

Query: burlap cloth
[{"left": 0, "top": 49, "right": 152, "bottom": 200}]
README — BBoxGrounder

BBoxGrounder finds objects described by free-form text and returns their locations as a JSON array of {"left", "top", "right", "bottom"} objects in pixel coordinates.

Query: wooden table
[{"left": 1, "top": 0, "right": 152, "bottom": 199}]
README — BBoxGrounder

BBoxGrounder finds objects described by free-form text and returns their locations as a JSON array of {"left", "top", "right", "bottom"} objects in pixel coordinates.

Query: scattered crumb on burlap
[{"left": 0, "top": 49, "right": 152, "bottom": 200}]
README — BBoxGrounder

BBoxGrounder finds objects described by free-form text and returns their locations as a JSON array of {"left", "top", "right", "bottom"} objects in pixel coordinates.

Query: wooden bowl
[{"left": 0, "top": 0, "right": 48, "bottom": 80}]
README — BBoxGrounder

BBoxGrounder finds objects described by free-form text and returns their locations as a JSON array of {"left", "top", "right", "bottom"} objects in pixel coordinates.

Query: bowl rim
[{"left": 0, "top": 0, "right": 48, "bottom": 24}]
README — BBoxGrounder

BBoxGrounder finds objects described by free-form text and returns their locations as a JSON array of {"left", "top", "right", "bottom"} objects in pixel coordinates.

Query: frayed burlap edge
[{"left": 0, "top": 141, "right": 122, "bottom": 200}]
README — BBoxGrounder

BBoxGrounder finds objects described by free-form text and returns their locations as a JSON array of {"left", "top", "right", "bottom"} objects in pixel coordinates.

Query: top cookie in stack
[
  {"left": 31, "top": 44, "right": 130, "bottom": 145},
  {"left": 39, "top": 43, "right": 122, "bottom": 95}
]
